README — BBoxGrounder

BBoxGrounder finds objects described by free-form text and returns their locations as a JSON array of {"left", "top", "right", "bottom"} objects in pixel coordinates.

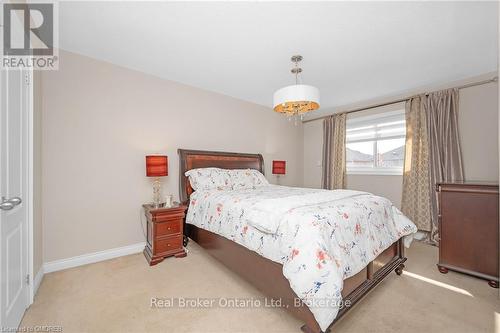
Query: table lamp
[
  {"left": 146, "top": 155, "right": 168, "bottom": 208},
  {"left": 272, "top": 160, "right": 286, "bottom": 185}
]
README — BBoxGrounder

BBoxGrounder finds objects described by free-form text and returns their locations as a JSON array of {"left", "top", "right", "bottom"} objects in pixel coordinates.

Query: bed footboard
[{"left": 189, "top": 225, "right": 406, "bottom": 333}]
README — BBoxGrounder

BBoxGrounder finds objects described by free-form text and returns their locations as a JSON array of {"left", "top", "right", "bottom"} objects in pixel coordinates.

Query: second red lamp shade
[{"left": 272, "top": 160, "right": 286, "bottom": 175}]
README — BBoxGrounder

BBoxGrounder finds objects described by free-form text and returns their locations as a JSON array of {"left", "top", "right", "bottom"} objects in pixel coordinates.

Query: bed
[{"left": 178, "top": 149, "right": 416, "bottom": 333}]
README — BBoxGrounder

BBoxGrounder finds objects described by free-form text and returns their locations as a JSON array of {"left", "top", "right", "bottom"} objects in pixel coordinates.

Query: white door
[{"left": 0, "top": 68, "right": 30, "bottom": 329}]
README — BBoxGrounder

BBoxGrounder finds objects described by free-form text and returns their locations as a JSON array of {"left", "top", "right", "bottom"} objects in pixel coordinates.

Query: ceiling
[{"left": 58, "top": 1, "right": 498, "bottom": 119}]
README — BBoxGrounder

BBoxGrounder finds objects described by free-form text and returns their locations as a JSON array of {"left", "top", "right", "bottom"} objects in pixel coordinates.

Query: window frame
[{"left": 346, "top": 110, "right": 406, "bottom": 176}]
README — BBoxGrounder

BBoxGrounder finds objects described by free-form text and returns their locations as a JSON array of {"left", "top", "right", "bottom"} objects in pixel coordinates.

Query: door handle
[
  {"left": 0, "top": 196, "right": 21, "bottom": 210},
  {"left": 7, "top": 197, "right": 22, "bottom": 206},
  {"left": 0, "top": 201, "right": 14, "bottom": 210}
]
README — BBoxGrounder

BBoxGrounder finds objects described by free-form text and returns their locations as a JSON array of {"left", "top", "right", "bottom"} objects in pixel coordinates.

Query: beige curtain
[
  {"left": 401, "top": 97, "right": 432, "bottom": 233},
  {"left": 425, "top": 89, "right": 464, "bottom": 242},
  {"left": 402, "top": 89, "right": 464, "bottom": 243},
  {"left": 322, "top": 113, "right": 346, "bottom": 189}
]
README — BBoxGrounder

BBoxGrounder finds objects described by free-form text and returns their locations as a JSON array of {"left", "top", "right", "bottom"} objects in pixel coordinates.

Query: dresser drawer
[
  {"left": 154, "top": 236, "right": 183, "bottom": 254},
  {"left": 155, "top": 220, "right": 182, "bottom": 236}
]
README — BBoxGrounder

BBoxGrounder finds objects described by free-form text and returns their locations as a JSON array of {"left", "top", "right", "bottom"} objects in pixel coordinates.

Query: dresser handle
[
  {"left": 167, "top": 244, "right": 170, "bottom": 247},
  {"left": 167, "top": 227, "right": 171, "bottom": 230}
]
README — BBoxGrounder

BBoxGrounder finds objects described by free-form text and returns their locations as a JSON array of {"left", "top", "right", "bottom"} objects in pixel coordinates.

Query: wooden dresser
[
  {"left": 437, "top": 181, "right": 499, "bottom": 288},
  {"left": 143, "top": 203, "right": 187, "bottom": 266}
]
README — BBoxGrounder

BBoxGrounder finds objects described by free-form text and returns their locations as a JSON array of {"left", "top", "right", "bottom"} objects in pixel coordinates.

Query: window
[{"left": 346, "top": 110, "right": 406, "bottom": 175}]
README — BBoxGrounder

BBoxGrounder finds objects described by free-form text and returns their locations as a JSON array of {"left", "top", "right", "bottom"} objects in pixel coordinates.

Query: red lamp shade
[
  {"left": 272, "top": 160, "right": 286, "bottom": 175},
  {"left": 146, "top": 155, "right": 168, "bottom": 177}
]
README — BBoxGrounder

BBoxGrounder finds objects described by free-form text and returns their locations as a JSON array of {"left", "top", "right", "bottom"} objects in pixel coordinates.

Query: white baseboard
[
  {"left": 43, "top": 242, "right": 146, "bottom": 274},
  {"left": 33, "top": 267, "right": 44, "bottom": 296}
]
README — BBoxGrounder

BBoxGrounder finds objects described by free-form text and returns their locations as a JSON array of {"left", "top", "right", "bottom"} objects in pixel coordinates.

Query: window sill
[{"left": 346, "top": 169, "right": 403, "bottom": 176}]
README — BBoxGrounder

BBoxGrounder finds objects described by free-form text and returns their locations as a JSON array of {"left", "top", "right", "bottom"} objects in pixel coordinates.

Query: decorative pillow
[
  {"left": 185, "top": 168, "right": 232, "bottom": 191},
  {"left": 229, "top": 169, "right": 269, "bottom": 190}
]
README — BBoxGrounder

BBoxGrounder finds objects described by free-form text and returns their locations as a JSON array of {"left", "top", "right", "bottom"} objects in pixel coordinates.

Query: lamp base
[
  {"left": 152, "top": 178, "right": 163, "bottom": 208},
  {"left": 151, "top": 201, "right": 167, "bottom": 209}
]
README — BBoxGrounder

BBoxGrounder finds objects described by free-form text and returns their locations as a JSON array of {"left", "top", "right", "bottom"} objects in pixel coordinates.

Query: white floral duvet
[{"left": 186, "top": 185, "right": 417, "bottom": 331}]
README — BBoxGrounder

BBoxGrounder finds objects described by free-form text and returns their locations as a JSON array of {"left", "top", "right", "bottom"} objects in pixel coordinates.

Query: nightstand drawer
[
  {"left": 155, "top": 236, "right": 183, "bottom": 254},
  {"left": 155, "top": 220, "right": 182, "bottom": 236},
  {"left": 151, "top": 211, "right": 185, "bottom": 223}
]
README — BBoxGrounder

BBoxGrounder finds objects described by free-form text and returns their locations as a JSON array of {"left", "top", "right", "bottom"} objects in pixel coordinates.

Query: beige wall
[
  {"left": 41, "top": 50, "right": 303, "bottom": 262},
  {"left": 459, "top": 82, "right": 499, "bottom": 181},
  {"left": 33, "top": 71, "right": 43, "bottom": 275},
  {"left": 302, "top": 120, "right": 323, "bottom": 189},
  {"left": 303, "top": 81, "right": 499, "bottom": 208},
  {"left": 345, "top": 175, "right": 403, "bottom": 208}
]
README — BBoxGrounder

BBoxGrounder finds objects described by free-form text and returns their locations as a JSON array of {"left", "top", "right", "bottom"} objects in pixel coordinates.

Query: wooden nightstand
[{"left": 143, "top": 203, "right": 187, "bottom": 266}]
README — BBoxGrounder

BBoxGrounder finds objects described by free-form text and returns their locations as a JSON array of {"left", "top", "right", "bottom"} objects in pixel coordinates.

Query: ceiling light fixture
[{"left": 273, "top": 55, "right": 320, "bottom": 124}]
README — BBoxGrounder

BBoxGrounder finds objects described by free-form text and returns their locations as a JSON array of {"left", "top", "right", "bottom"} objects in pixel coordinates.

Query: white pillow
[
  {"left": 185, "top": 168, "right": 232, "bottom": 191},
  {"left": 229, "top": 169, "right": 269, "bottom": 190}
]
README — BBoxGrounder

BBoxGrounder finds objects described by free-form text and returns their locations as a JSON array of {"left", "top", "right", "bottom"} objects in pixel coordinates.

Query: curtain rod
[{"left": 302, "top": 76, "right": 498, "bottom": 123}]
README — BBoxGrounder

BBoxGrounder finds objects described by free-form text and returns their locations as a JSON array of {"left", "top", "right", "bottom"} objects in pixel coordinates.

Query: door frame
[{"left": 27, "top": 68, "right": 35, "bottom": 305}]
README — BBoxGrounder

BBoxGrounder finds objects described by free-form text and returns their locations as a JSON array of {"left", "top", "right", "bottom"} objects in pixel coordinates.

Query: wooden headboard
[{"left": 178, "top": 149, "right": 264, "bottom": 203}]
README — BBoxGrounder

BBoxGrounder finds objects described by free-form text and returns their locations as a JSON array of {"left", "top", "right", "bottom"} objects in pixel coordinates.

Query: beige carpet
[{"left": 21, "top": 241, "right": 499, "bottom": 333}]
